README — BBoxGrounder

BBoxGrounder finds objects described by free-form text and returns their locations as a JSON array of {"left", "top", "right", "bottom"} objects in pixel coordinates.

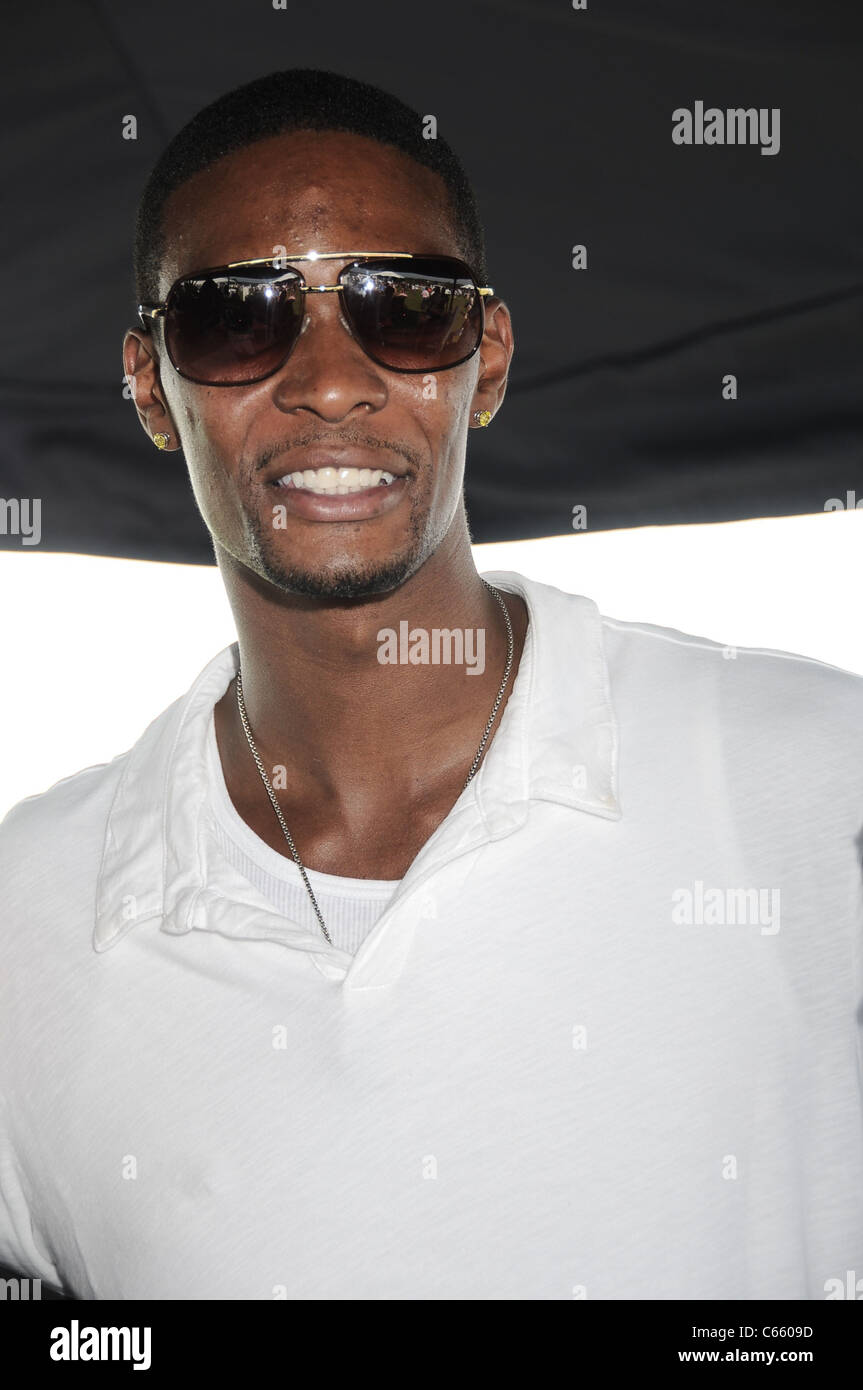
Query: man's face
[{"left": 127, "top": 130, "right": 511, "bottom": 599}]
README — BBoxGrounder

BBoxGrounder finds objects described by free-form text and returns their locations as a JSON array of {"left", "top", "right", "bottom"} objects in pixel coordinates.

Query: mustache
[{"left": 255, "top": 431, "right": 420, "bottom": 474}]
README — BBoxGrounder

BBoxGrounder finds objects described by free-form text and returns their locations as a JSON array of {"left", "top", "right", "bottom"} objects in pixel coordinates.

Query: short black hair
[{"left": 133, "top": 67, "right": 489, "bottom": 305}]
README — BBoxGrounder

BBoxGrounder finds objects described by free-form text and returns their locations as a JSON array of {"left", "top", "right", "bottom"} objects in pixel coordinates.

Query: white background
[{"left": 2, "top": 507, "right": 861, "bottom": 819}]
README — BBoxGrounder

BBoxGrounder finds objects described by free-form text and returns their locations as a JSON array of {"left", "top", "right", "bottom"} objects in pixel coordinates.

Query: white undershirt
[{"left": 205, "top": 708, "right": 399, "bottom": 954}]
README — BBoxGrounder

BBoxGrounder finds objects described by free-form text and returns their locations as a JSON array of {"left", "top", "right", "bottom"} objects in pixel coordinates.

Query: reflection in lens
[
  {"left": 166, "top": 271, "right": 304, "bottom": 384},
  {"left": 341, "top": 259, "right": 483, "bottom": 371}
]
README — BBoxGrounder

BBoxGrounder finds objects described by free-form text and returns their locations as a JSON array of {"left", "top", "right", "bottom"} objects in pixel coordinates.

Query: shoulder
[
  {"left": 0, "top": 646, "right": 238, "bottom": 944},
  {"left": 0, "top": 756, "right": 127, "bottom": 901},
  {"left": 0, "top": 753, "right": 127, "bottom": 838},
  {"left": 501, "top": 568, "right": 863, "bottom": 716},
  {"left": 600, "top": 608, "right": 863, "bottom": 711},
  {"left": 0, "top": 685, "right": 187, "bottom": 912},
  {"left": 598, "top": 610, "right": 863, "bottom": 801}
]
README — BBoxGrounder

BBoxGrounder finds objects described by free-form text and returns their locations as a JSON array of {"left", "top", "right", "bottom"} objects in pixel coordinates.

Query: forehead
[{"left": 159, "top": 129, "right": 460, "bottom": 293}]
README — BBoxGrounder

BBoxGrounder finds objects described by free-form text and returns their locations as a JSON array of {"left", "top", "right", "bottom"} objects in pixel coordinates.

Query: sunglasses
[{"left": 137, "top": 250, "right": 495, "bottom": 386}]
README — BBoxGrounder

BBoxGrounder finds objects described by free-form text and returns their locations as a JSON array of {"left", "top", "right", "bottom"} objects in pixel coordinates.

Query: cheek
[
  {"left": 412, "top": 378, "right": 472, "bottom": 487},
  {"left": 174, "top": 397, "right": 249, "bottom": 532},
  {"left": 433, "top": 417, "right": 471, "bottom": 512}
]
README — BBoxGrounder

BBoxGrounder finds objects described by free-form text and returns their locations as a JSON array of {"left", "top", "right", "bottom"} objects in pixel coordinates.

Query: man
[{"left": 1, "top": 68, "right": 862, "bottom": 1302}]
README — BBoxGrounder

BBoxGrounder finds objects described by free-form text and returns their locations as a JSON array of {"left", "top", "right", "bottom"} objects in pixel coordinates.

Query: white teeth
[{"left": 275, "top": 466, "right": 399, "bottom": 494}]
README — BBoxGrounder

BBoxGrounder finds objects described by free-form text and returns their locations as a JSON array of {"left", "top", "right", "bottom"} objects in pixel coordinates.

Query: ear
[
  {"left": 122, "top": 328, "right": 182, "bottom": 451},
  {"left": 469, "top": 297, "right": 514, "bottom": 427}
]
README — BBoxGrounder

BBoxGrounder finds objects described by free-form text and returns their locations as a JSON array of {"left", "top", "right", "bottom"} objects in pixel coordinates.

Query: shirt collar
[{"left": 93, "top": 569, "right": 621, "bottom": 953}]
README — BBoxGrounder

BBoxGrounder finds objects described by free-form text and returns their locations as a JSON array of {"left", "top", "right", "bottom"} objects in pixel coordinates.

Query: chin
[
  {"left": 250, "top": 539, "right": 426, "bottom": 601},
  {"left": 242, "top": 495, "right": 436, "bottom": 600}
]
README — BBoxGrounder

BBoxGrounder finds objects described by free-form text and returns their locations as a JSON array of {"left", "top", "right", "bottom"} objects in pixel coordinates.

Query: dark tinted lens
[
  {"left": 340, "top": 258, "right": 484, "bottom": 371},
  {"left": 165, "top": 271, "right": 304, "bottom": 384}
]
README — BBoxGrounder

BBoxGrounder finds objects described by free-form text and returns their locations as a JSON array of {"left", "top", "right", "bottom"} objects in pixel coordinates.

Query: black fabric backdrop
[{"left": 2, "top": 0, "right": 862, "bottom": 562}]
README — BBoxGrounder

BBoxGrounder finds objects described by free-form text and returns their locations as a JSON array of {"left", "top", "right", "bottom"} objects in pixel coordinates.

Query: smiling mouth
[{"left": 273, "top": 466, "right": 398, "bottom": 495}]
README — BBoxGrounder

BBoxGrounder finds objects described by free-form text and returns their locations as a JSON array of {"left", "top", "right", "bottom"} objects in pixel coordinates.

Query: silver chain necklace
[{"left": 234, "top": 579, "right": 514, "bottom": 946}]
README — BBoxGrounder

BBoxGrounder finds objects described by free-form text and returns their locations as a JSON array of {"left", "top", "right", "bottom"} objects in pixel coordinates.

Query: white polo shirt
[{"left": 1, "top": 569, "right": 862, "bottom": 1301}]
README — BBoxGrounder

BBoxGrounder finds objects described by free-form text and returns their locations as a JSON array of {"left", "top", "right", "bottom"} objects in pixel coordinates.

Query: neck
[{"left": 213, "top": 525, "right": 527, "bottom": 808}]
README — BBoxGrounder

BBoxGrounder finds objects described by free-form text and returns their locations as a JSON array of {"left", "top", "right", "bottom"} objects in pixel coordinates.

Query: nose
[{"left": 268, "top": 273, "right": 389, "bottom": 422}]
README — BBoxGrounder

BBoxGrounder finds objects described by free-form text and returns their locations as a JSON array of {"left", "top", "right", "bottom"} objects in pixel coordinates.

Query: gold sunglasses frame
[{"left": 137, "top": 250, "right": 495, "bottom": 383}]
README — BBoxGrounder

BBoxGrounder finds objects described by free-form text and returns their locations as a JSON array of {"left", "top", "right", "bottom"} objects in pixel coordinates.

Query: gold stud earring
[
  {"left": 473, "top": 410, "right": 492, "bottom": 428},
  {"left": 153, "top": 432, "right": 170, "bottom": 450}
]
